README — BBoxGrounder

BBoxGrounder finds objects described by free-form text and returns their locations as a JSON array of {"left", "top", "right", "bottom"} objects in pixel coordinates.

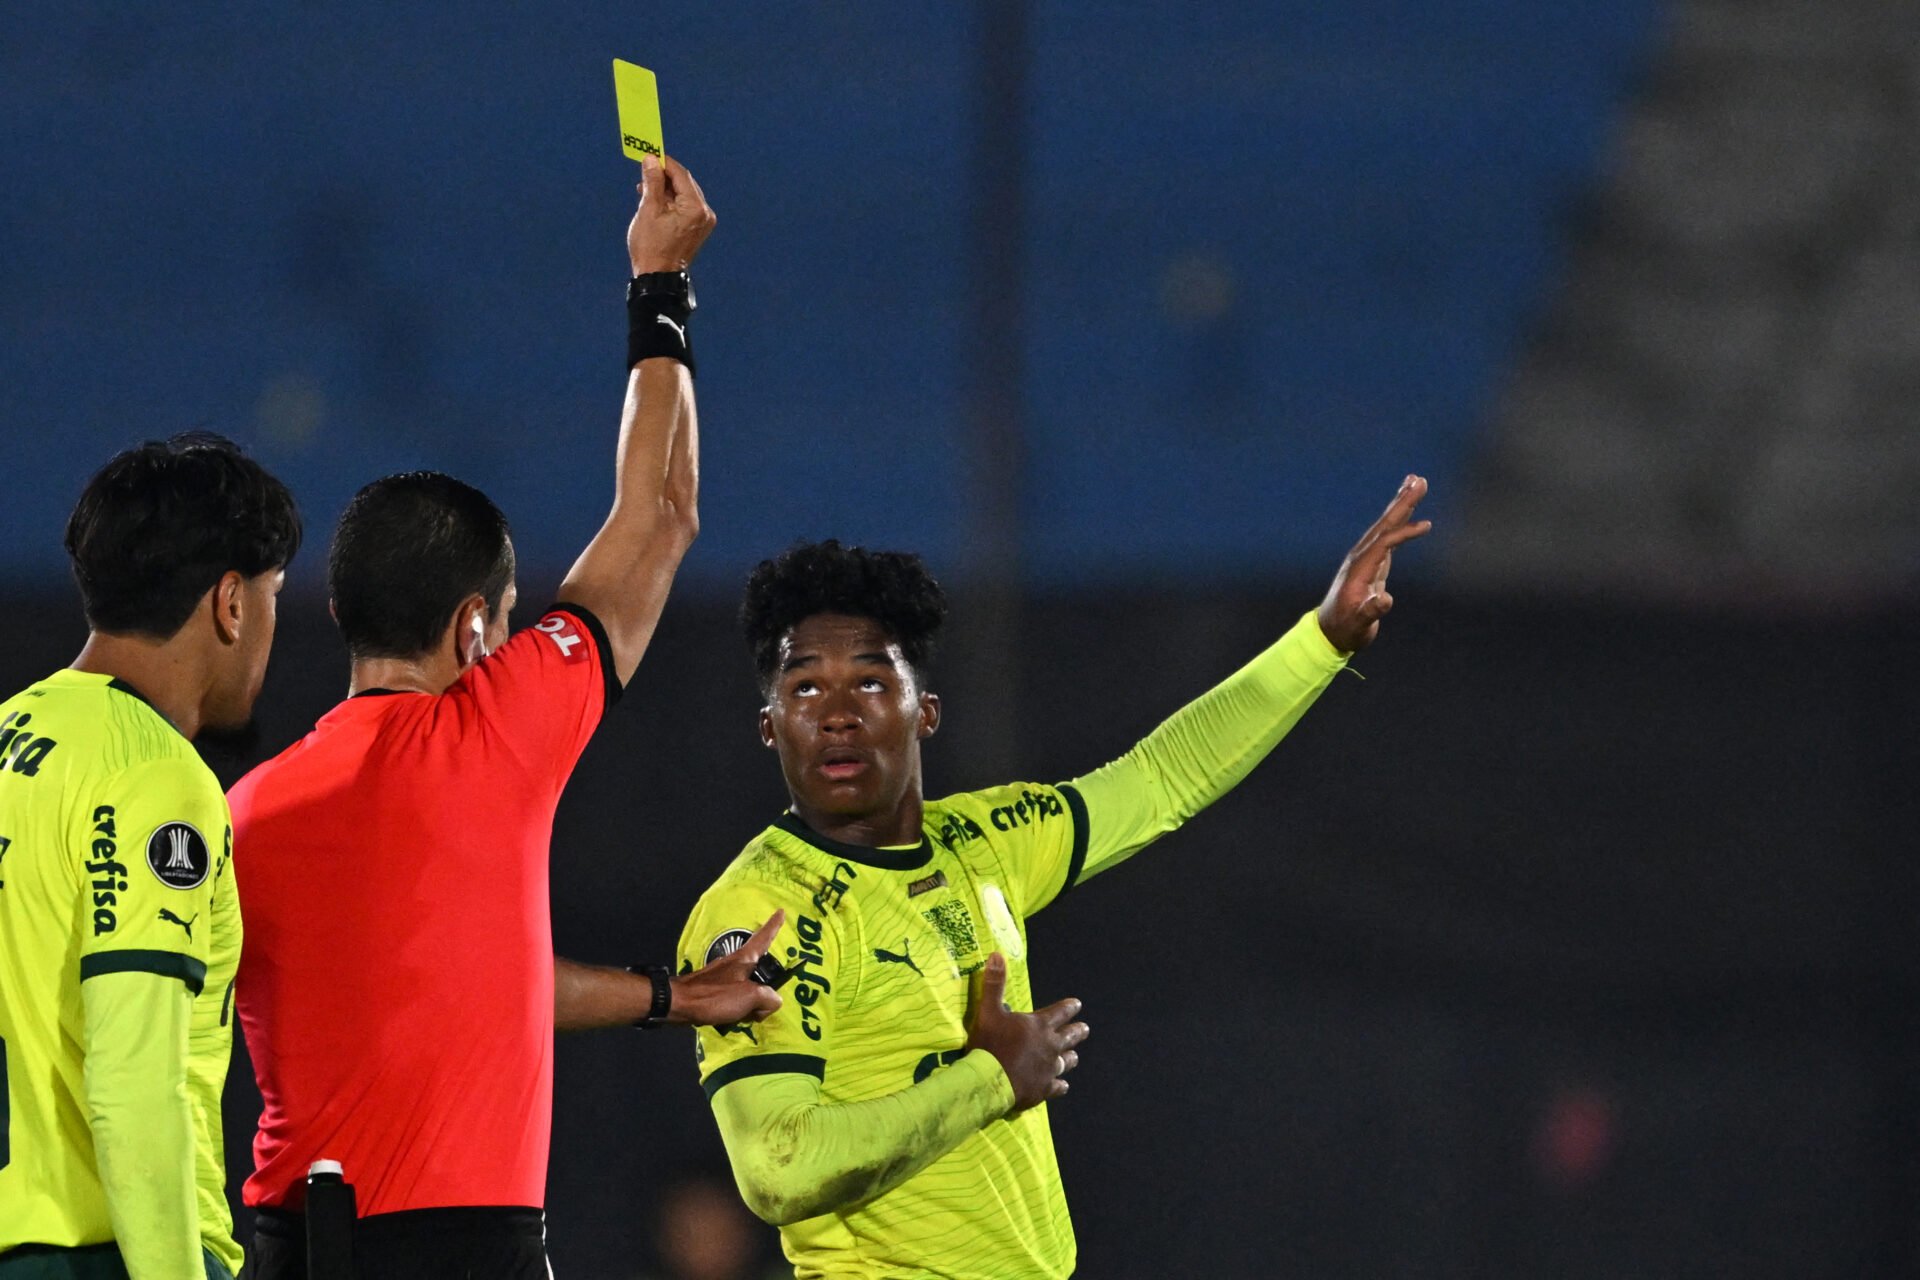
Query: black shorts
[{"left": 249, "top": 1206, "right": 548, "bottom": 1280}]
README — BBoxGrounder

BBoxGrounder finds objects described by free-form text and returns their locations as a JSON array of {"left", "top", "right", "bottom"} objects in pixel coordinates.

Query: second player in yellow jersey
[{"left": 680, "top": 477, "right": 1429, "bottom": 1279}]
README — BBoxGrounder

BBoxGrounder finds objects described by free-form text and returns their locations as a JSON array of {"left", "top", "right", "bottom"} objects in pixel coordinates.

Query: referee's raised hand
[
  {"left": 628, "top": 154, "right": 716, "bottom": 275},
  {"left": 670, "top": 912, "right": 785, "bottom": 1026}
]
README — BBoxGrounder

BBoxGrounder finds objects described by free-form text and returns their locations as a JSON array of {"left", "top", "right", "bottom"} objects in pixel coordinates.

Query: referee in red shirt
[{"left": 229, "top": 158, "right": 776, "bottom": 1278}]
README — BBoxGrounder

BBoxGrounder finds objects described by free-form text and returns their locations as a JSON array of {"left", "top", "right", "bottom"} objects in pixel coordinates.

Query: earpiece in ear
[{"left": 465, "top": 614, "right": 487, "bottom": 663}]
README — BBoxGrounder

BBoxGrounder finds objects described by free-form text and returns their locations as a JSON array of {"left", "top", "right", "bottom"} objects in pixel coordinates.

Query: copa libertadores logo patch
[
  {"left": 145, "top": 821, "right": 211, "bottom": 890},
  {"left": 706, "top": 928, "right": 753, "bottom": 966}
]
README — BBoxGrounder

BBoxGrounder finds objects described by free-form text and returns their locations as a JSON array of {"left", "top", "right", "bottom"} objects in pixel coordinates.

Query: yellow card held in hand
[{"left": 613, "top": 60, "right": 664, "bottom": 163}]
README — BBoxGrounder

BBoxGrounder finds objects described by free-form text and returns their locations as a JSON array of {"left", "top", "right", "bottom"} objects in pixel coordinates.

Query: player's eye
[
  {"left": 859, "top": 678, "right": 886, "bottom": 693},
  {"left": 792, "top": 681, "right": 818, "bottom": 696}
]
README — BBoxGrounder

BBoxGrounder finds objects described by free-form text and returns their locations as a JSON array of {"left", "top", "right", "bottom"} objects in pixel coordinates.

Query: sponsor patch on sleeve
[
  {"left": 705, "top": 928, "right": 754, "bottom": 966},
  {"left": 145, "top": 821, "right": 210, "bottom": 891},
  {"left": 534, "top": 614, "right": 590, "bottom": 664}
]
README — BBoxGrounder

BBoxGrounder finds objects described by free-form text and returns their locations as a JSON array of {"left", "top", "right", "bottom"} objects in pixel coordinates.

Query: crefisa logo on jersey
[
  {"left": 145, "top": 821, "right": 210, "bottom": 891},
  {"left": 706, "top": 928, "right": 754, "bottom": 965}
]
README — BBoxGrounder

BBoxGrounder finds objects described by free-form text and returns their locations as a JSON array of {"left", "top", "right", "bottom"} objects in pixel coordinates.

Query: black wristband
[
  {"left": 627, "top": 964, "right": 673, "bottom": 1029},
  {"left": 626, "top": 274, "right": 696, "bottom": 376}
]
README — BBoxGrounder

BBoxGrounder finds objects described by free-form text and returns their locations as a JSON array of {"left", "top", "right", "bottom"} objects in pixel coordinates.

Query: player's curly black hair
[{"left": 741, "top": 540, "right": 948, "bottom": 692}]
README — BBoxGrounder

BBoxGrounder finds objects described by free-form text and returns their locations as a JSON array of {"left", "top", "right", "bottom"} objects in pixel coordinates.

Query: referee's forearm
[{"left": 554, "top": 956, "right": 653, "bottom": 1031}]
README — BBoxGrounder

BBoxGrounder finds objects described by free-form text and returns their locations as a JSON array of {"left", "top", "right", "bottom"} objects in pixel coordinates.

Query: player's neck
[
  {"left": 71, "top": 632, "right": 210, "bottom": 739},
  {"left": 348, "top": 652, "right": 461, "bottom": 698},
  {"left": 790, "top": 792, "right": 926, "bottom": 850}
]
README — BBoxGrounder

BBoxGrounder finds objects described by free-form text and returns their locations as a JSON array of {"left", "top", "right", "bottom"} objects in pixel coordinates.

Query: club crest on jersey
[
  {"left": 706, "top": 928, "right": 754, "bottom": 966},
  {"left": 145, "top": 821, "right": 210, "bottom": 891}
]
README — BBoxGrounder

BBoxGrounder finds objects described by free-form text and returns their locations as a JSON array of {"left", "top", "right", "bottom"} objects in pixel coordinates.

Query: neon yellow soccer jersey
[
  {"left": 679, "top": 781, "right": 1088, "bottom": 1280},
  {"left": 0, "top": 671, "right": 242, "bottom": 1273}
]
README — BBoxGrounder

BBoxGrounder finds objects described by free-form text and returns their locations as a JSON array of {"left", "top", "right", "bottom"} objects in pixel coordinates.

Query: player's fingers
[
  {"left": 979, "top": 952, "right": 1009, "bottom": 1010},
  {"left": 639, "top": 155, "right": 667, "bottom": 211},
  {"left": 1359, "top": 474, "right": 1429, "bottom": 542},
  {"left": 1379, "top": 519, "right": 1433, "bottom": 552},
  {"left": 1359, "top": 589, "right": 1393, "bottom": 621},
  {"left": 1049, "top": 1078, "right": 1070, "bottom": 1100},
  {"left": 735, "top": 910, "right": 785, "bottom": 966},
  {"left": 1060, "top": 1049, "right": 1080, "bottom": 1073},
  {"left": 1039, "top": 997, "right": 1083, "bottom": 1028},
  {"left": 1058, "top": 1020, "right": 1090, "bottom": 1049},
  {"left": 748, "top": 987, "right": 783, "bottom": 1020}
]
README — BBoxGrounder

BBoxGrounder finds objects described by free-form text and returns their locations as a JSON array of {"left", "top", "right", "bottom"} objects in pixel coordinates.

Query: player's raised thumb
[{"left": 980, "top": 952, "right": 1007, "bottom": 1008}]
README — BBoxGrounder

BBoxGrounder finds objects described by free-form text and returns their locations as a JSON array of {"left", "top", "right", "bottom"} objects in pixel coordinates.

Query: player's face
[
  {"left": 207, "top": 568, "right": 284, "bottom": 731},
  {"left": 761, "top": 614, "right": 939, "bottom": 824}
]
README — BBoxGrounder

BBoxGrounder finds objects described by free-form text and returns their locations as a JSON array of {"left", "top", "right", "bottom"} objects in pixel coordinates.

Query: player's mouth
[{"left": 818, "top": 750, "right": 869, "bottom": 781}]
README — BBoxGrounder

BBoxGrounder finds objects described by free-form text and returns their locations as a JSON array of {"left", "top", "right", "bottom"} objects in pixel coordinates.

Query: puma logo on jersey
[
  {"left": 873, "top": 938, "right": 922, "bottom": 976},
  {"left": 716, "top": 1022, "right": 759, "bottom": 1044},
  {"left": 158, "top": 908, "right": 197, "bottom": 941}
]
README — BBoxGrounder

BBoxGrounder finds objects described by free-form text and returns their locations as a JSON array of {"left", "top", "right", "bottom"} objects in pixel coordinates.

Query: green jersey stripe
[
  {"left": 702, "top": 1052, "right": 825, "bottom": 1099},
  {"left": 1057, "top": 783, "right": 1090, "bottom": 894},
  {"left": 79, "top": 949, "right": 208, "bottom": 996}
]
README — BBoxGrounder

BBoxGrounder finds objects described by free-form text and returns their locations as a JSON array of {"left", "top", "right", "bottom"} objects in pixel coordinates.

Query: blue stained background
[{"left": 0, "top": 2, "right": 1660, "bottom": 586}]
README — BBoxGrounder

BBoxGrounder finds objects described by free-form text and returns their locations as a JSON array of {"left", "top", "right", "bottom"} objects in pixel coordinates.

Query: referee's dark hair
[
  {"left": 65, "top": 432, "right": 303, "bottom": 640},
  {"left": 741, "top": 540, "right": 947, "bottom": 694},
  {"left": 329, "top": 471, "right": 515, "bottom": 660}
]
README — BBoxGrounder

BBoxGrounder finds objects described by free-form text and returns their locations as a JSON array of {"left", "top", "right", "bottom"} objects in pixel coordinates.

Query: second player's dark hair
[
  {"left": 329, "top": 472, "right": 515, "bottom": 660},
  {"left": 64, "top": 432, "right": 302, "bottom": 639},
  {"left": 740, "top": 540, "right": 947, "bottom": 691}
]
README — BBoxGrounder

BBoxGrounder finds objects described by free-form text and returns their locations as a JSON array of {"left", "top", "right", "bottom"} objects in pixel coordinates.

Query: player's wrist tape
[
  {"left": 627, "top": 963, "right": 673, "bottom": 1029},
  {"left": 627, "top": 273, "right": 696, "bottom": 376}
]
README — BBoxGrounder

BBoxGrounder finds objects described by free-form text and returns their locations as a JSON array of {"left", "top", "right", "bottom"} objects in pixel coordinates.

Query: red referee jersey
[{"left": 229, "top": 604, "right": 618, "bottom": 1215}]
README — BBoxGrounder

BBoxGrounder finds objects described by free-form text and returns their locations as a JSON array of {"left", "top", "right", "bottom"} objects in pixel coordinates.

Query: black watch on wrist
[
  {"left": 627, "top": 270, "right": 695, "bottom": 313},
  {"left": 627, "top": 963, "right": 673, "bottom": 1029}
]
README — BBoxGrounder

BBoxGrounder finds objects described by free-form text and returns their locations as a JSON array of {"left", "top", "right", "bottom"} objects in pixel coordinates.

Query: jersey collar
[
  {"left": 103, "top": 675, "right": 186, "bottom": 739},
  {"left": 771, "top": 812, "right": 933, "bottom": 871}
]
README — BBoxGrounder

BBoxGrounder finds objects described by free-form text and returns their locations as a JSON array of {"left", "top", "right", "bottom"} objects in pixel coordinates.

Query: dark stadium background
[{"left": 5, "top": 3, "right": 1918, "bottom": 1276}]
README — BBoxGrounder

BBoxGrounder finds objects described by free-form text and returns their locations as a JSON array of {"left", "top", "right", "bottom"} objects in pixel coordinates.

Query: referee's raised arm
[{"left": 558, "top": 154, "right": 715, "bottom": 688}]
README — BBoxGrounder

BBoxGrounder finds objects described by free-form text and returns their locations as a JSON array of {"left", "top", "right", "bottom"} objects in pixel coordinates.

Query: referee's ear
[{"left": 450, "top": 594, "right": 490, "bottom": 669}]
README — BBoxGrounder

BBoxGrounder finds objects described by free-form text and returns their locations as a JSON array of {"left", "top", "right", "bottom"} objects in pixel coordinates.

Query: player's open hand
[
  {"left": 671, "top": 911, "right": 785, "bottom": 1027},
  {"left": 628, "top": 154, "right": 716, "bottom": 275},
  {"left": 965, "top": 953, "right": 1089, "bottom": 1113},
  {"left": 1315, "top": 474, "right": 1432, "bottom": 654}
]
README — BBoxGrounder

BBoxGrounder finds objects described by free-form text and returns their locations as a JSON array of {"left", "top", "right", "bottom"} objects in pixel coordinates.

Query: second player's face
[
  {"left": 762, "top": 614, "right": 938, "bottom": 824},
  {"left": 207, "top": 568, "right": 284, "bottom": 732}
]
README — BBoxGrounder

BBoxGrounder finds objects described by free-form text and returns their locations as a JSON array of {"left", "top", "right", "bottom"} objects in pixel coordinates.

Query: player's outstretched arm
[
  {"left": 1057, "top": 475, "right": 1432, "bottom": 891},
  {"left": 554, "top": 914, "right": 784, "bottom": 1031},
  {"left": 710, "top": 956, "right": 1087, "bottom": 1226},
  {"left": 82, "top": 972, "right": 206, "bottom": 1280},
  {"left": 558, "top": 155, "right": 715, "bottom": 688}
]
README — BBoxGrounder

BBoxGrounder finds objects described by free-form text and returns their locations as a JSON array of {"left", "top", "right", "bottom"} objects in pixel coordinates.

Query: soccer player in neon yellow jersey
[
  {"left": 0, "top": 435, "right": 300, "bottom": 1280},
  {"left": 678, "top": 476, "right": 1431, "bottom": 1278}
]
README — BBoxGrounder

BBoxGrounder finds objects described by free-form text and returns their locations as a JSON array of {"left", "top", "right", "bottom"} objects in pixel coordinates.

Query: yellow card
[{"left": 613, "top": 60, "right": 664, "bottom": 163}]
